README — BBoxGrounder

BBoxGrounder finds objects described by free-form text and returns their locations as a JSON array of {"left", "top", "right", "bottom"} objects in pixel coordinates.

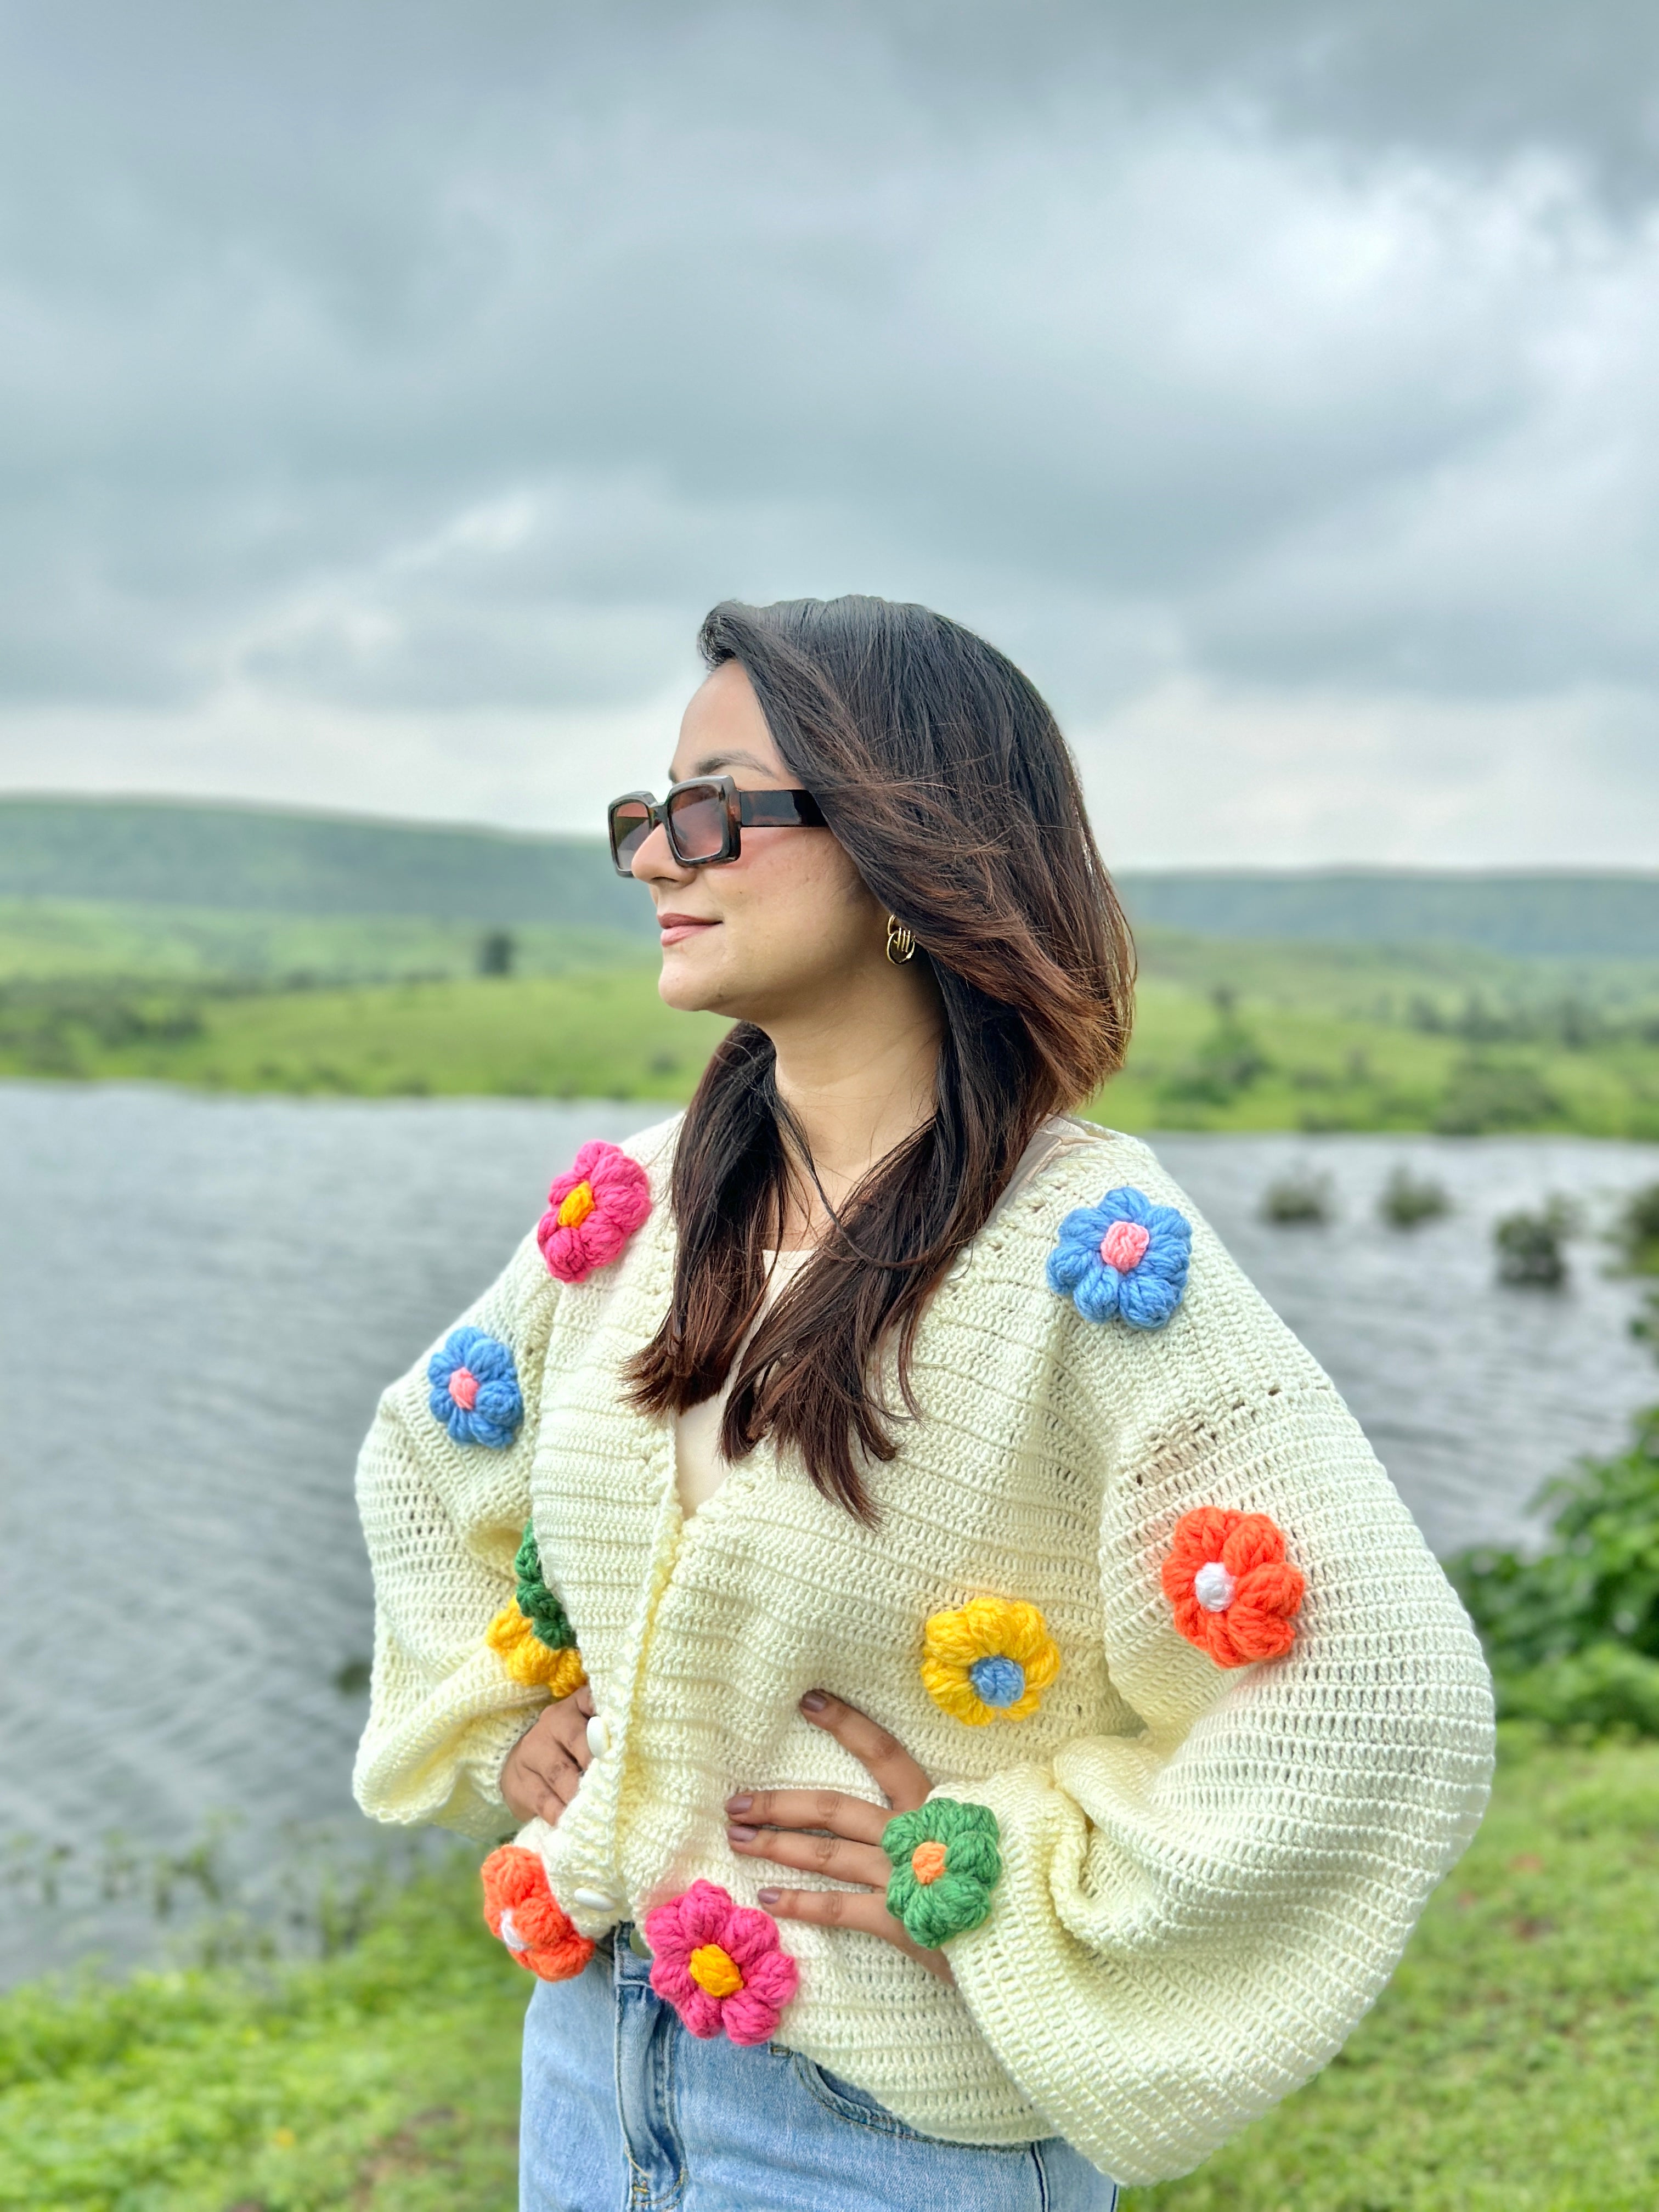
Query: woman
[{"left": 353, "top": 596, "right": 1493, "bottom": 2210}]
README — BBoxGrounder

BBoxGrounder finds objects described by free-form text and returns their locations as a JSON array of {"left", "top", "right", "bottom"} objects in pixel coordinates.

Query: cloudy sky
[{"left": 3, "top": 0, "right": 1657, "bottom": 866}]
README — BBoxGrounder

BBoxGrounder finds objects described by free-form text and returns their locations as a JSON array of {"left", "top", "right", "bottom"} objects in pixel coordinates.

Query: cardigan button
[
  {"left": 572, "top": 1886, "right": 620, "bottom": 1914},
  {"left": 585, "top": 1713, "right": 612, "bottom": 1759}
]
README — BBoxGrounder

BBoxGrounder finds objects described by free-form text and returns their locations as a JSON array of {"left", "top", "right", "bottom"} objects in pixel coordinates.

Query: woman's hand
[
  {"left": 500, "top": 1685, "right": 596, "bottom": 1827},
  {"left": 725, "top": 1690, "right": 955, "bottom": 1983}
]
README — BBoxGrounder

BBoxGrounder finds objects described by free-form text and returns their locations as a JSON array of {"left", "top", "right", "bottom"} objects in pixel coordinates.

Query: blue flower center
[{"left": 968, "top": 1655, "right": 1026, "bottom": 1708}]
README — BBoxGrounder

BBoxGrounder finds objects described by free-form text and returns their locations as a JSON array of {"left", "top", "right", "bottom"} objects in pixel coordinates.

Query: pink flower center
[
  {"left": 1100, "top": 1220, "right": 1151, "bottom": 1274},
  {"left": 448, "top": 1367, "right": 479, "bottom": 1410}
]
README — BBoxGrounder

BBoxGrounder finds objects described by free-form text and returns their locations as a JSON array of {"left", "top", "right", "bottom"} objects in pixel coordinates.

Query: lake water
[{"left": 2, "top": 1083, "right": 1656, "bottom": 1982}]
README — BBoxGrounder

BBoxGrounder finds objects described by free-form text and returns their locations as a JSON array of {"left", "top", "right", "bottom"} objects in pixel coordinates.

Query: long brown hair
[{"left": 627, "top": 595, "right": 1135, "bottom": 1521}]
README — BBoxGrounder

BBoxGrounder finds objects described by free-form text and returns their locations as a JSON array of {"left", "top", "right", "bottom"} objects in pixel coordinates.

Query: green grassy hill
[
  {"left": 6, "top": 797, "right": 1657, "bottom": 958},
  {"left": 0, "top": 798, "right": 654, "bottom": 935}
]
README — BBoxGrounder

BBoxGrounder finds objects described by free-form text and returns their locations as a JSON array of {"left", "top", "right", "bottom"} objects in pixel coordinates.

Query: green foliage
[
  {"left": 1379, "top": 1164, "right": 1452, "bottom": 1227},
  {"left": 1613, "top": 1181, "right": 1659, "bottom": 1276},
  {"left": 0, "top": 1852, "right": 526, "bottom": 2211},
  {"left": 1156, "top": 986, "right": 1271, "bottom": 1110},
  {"left": 1128, "top": 1734, "right": 1659, "bottom": 2211},
  {"left": 1493, "top": 1200, "right": 1575, "bottom": 1288},
  {"left": 1451, "top": 1406, "right": 1659, "bottom": 1736},
  {"left": 1261, "top": 1168, "right": 1334, "bottom": 1224},
  {"left": 1435, "top": 1054, "right": 1563, "bottom": 1135}
]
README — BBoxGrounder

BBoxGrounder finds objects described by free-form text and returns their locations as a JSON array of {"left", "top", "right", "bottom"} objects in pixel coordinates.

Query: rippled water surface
[{"left": 2, "top": 1085, "right": 1655, "bottom": 1979}]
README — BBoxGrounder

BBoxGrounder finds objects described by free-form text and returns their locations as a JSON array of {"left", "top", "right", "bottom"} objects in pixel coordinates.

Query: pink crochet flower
[
  {"left": 642, "top": 1880, "right": 799, "bottom": 2044},
  {"left": 537, "top": 1140, "right": 652, "bottom": 1284}
]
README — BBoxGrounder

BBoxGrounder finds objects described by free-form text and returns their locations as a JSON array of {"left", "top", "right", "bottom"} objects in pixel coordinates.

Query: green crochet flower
[
  {"left": 881, "top": 1798, "right": 1002, "bottom": 1948},
  {"left": 514, "top": 1523, "right": 576, "bottom": 1654}
]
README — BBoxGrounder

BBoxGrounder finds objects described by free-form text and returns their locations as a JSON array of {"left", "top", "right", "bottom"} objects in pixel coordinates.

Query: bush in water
[
  {"left": 1379, "top": 1165, "right": 1451, "bottom": 1228},
  {"left": 1613, "top": 1180, "right": 1659, "bottom": 1276},
  {"left": 1494, "top": 1200, "right": 1573, "bottom": 1287},
  {"left": 1261, "top": 1168, "right": 1333, "bottom": 1226},
  {"left": 1451, "top": 1403, "right": 1659, "bottom": 1737}
]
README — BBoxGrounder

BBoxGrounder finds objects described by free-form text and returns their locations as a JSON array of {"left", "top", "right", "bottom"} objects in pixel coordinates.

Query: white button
[
  {"left": 571, "top": 1886, "right": 619, "bottom": 1913},
  {"left": 585, "top": 1713, "right": 612, "bottom": 1758}
]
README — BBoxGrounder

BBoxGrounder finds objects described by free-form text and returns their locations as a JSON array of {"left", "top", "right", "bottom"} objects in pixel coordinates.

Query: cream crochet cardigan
[{"left": 353, "top": 1113, "right": 1493, "bottom": 2183}]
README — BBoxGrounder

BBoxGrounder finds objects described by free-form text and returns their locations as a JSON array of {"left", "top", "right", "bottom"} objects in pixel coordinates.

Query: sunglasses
[{"left": 607, "top": 774, "right": 827, "bottom": 876}]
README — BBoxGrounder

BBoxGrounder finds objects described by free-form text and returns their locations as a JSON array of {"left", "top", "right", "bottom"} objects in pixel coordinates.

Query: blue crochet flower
[
  {"left": 1046, "top": 1186, "right": 1192, "bottom": 1330},
  {"left": 427, "top": 1327, "right": 524, "bottom": 1448}
]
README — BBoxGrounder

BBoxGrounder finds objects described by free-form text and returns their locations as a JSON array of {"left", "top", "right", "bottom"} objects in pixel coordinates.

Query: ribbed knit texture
[{"left": 353, "top": 1114, "right": 1494, "bottom": 2183}]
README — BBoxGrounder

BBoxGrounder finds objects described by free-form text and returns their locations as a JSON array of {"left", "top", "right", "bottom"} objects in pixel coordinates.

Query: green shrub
[
  {"left": 1451, "top": 1404, "right": 1659, "bottom": 1733},
  {"left": 1434, "top": 1055, "right": 1561, "bottom": 1135},
  {"left": 1613, "top": 1180, "right": 1659, "bottom": 1275},
  {"left": 1379, "top": 1164, "right": 1451, "bottom": 1227},
  {"left": 1493, "top": 1199, "right": 1573, "bottom": 1286}
]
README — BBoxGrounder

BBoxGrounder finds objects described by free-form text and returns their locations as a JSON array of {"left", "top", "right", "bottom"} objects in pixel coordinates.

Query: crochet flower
[
  {"left": 538, "top": 1141, "right": 652, "bottom": 1284},
  {"left": 642, "top": 1880, "right": 799, "bottom": 2045},
  {"left": 484, "top": 1523, "right": 587, "bottom": 1695},
  {"left": 1161, "top": 1506, "right": 1306, "bottom": 1667},
  {"left": 481, "top": 1845, "right": 595, "bottom": 1982},
  {"left": 1046, "top": 1186, "right": 1192, "bottom": 1330},
  {"left": 427, "top": 1327, "right": 523, "bottom": 1448},
  {"left": 920, "top": 1596, "right": 1061, "bottom": 1724},
  {"left": 881, "top": 1799, "right": 1002, "bottom": 1948}
]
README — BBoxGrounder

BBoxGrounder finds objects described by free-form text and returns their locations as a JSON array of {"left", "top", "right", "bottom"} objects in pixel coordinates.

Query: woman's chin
[{"left": 657, "top": 951, "right": 727, "bottom": 1015}]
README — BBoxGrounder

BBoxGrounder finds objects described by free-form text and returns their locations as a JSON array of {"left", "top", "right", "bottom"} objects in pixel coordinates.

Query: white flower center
[
  {"left": 1193, "top": 1561, "right": 1236, "bottom": 1613},
  {"left": 498, "top": 1908, "right": 524, "bottom": 1952}
]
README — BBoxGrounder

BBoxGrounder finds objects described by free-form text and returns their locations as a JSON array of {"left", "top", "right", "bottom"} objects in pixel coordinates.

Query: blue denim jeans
[{"left": 520, "top": 1928, "right": 1119, "bottom": 2211}]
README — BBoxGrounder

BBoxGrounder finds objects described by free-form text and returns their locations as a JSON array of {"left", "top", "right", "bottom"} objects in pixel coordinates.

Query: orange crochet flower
[
  {"left": 481, "top": 1844, "right": 595, "bottom": 1982},
  {"left": 1161, "top": 1507, "right": 1305, "bottom": 1667}
]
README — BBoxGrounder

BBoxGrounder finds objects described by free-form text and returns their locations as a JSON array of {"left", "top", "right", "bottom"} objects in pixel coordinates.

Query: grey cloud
[{"left": 0, "top": 0, "right": 1656, "bottom": 817}]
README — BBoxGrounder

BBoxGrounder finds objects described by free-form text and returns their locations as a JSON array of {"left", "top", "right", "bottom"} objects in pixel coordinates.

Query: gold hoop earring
[{"left": 885, "top": 915, "right": 917, "bottom": 965}]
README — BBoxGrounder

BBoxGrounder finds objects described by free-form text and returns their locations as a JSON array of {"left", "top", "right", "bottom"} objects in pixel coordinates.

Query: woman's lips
[{"left": 657, "top": 912, "right": 719, "bottom": 947}]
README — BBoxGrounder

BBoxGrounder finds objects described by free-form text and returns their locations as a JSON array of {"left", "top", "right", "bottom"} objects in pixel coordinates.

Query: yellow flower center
[
  {"left": 910, "top": 1840, "right": 949, "bottom": 1886},
  {"left": 556, "top": 1180, "right": 596, "bottom": 1229},
  {"left": 688, "top": 1942, "right": 743, "bottom": 1998}
]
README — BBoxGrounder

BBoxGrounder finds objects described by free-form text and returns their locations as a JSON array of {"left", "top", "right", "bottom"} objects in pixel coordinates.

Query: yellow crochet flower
[
  {"left": 919, "top": 1596, "right": 1060, "bottom": 1724},
  {"left": 486, "top": 1601, "right": 588, "bottom": 1698}
]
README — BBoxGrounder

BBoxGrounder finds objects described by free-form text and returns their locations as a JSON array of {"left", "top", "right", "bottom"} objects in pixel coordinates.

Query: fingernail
[
  {"left": 727, "top": 1824, "right": 758, "bottom": 1843},
  {"left": 800, "top": 1691, "right": 828, "bottom": 1712},
  {"left": 758, "top": 1888, "right": 781, "bottom": 1905},
  {"left": 726, "top": 1794, "right": 753, "bottom": 1814}
]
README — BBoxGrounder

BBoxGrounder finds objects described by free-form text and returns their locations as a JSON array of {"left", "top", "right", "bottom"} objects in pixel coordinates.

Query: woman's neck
[{"left": 764, "top": 974, "right": 942, "bottom": 1244}]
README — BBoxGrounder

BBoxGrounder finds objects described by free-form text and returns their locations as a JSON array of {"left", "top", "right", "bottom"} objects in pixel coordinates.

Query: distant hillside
[
  {"left": 1116, "top": 869, "right": 1659, "bottom": 960},
  {"left": 1, "top": 798, "right": 1654, "bottom": 958},
  {"left": 0, "top": 797, "right": 654, "bottom": 936}
]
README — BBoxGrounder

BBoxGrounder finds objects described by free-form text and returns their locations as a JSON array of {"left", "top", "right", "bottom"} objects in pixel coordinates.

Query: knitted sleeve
[
  {"left": 941, "top": 1222, "right": 1496, "bottom": 2185},
  {"left": 351, "top": 1227, "right": 563, "bottom": 1841}
]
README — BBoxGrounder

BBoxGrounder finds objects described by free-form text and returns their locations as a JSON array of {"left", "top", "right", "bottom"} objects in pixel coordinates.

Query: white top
[
  {"left": 672, "top": 1116, "right": 1107, "bottom": 1517},
  {"left": 674, "top": 1246, "right": 812, "bottom": 1516}
]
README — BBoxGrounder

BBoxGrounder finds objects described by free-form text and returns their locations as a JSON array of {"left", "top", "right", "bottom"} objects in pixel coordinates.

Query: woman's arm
[{"left": 352, "top": 1227, "right": 567, "bottom": 1839}]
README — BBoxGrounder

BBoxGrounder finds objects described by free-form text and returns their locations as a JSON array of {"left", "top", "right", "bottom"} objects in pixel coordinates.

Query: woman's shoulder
[
  {"left": 614, "top": 1110, "right": 684, "bottom": 1191},
  {"left": 995, "top": 1118, "right": 1333, "bottom": 1404}
]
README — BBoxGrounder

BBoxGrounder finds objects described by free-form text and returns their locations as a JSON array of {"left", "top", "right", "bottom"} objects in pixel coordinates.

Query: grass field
[
  {"left": 2, "top": 1733, "right": 1651, "bottom": 2211},
  {"left": 3, "top": 897, "right": 1659, "bottom": 1135}
]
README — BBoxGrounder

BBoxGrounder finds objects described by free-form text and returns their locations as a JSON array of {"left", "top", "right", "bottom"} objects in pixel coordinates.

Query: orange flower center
[
  {"left": 910, "top": 1840, "right": 949, "bottom": 1886},
  {"left": 556, "top": 1180, "right": 596, "bottom": 1230},
  {"left": 688, "top": 1942, "right": 743, "bottom": 1997}
]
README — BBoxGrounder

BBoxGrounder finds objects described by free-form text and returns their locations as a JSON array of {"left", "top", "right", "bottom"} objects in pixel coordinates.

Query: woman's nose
[{"left": 631, "top": 818, "right": 690, "bottom": 883}]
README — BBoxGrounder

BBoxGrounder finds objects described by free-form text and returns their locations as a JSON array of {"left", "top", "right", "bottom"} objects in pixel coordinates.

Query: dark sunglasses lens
[
  {"left": 610, "top": 800, "right": 653, "bottom": 871},
  {"left": 666, "top": 783, "right": 727, "bottom": 862}
]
